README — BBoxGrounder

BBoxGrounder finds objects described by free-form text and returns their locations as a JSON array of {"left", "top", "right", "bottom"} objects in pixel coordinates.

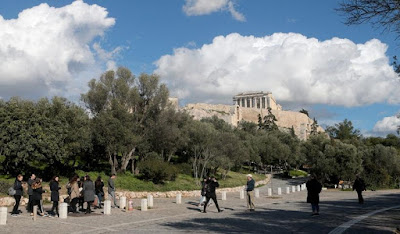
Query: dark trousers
[
  {"left": 70, "top": 198, "right": 79, "bottom": 212},
  {"left": 357, "top": 190, "right": 364, "bottom": 204},
  {"left": 86, "top": 201, "right": 93, "bottom": 213},
  {"left": 12, "top": 195, "right": 21, "bottom": 214},
  {"left": 27, "top": 195, "right": 33, "bottom": 212},
  {"left": 96, "top": 193, "right": 103, "bottom": 207},
  {"left": 51, "top": 201, "right": 59, "bottom": 215},
  {"left": 32, "top": 200, "right": 44, "bottom": 214},
  {"left": 311, "top": 203, "right": 319, "bottom": 213},
  {"left": 204, "top": 194, "right": 220, "bottom": 212}
]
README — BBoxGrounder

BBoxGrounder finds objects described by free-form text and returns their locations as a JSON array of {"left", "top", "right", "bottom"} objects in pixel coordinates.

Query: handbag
[{"left": 8, "top": 187, "right": 16, "bottom": 196}]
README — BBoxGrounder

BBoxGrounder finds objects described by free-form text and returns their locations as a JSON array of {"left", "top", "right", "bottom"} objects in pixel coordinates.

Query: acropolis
[{"left": 179, "top": 91, "right": 324, "bottom": 140}]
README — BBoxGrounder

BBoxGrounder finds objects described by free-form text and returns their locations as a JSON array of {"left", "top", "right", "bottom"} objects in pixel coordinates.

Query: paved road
[{"left": 2, "top": 176, "right": 400, "bottom": 234}]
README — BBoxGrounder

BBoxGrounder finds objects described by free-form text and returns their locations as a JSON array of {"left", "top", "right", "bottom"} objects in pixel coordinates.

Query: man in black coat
[
  {"left": 11, "top": 174, "right": 23, "bottom": 217},
  {"left": 27, "top": 173, "right": 36, "bottom": 213},
  {"left": 306, "top": 175, "right": 322, "bottom": 216},
  {"left": 353, "top": 175, "right": 366, "bottom": 204},
  {"left": 203, "top": 177, "right": 222, "bottom": 213}
]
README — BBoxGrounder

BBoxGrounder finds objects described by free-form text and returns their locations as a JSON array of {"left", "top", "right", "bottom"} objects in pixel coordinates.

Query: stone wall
[{"left": 0, "top": 175, "right": 271, "bottom": 206}]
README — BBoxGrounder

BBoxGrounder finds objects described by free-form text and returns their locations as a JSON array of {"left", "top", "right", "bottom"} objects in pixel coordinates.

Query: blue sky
[{"left": 0, "top": 0, "right": 399, "bottom": 136}]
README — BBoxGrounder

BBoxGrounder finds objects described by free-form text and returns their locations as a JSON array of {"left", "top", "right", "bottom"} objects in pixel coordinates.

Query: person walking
[
  {"left": 203, "top": 176, "right": 222, "bottom": 213},
  {"left": 108, "top": 174, "right": 118, "bottom": 208},
  {"left": 11, "top": 174, "right": 23, "bottom": 217},
  {"left": 198, "top": 177, "right": 208, "bottom": 208},
  {"left": 78, "top": 176, "right": 85, "bottom": 211},
  {"left": 83, "top": 175, "right": 95, "bottom": 214},
  {"left": 49, "top": 176, "right": 61, "bottom": 217},
  {"left": 306, "top": 175, "right": 322, "bottom": 216},
  {"left": 32, "top": 178, "right": 46, "bottom": 216},
  {"left": 95, "top": 176, "right": 104, "bottom": 209},
  {"left": 27, "top": 173, "right": 36, "bottom": 213},
  {"left": 69, "top": 175, "right": 80, "bottom": 213},
  {"left": 353, "top": 175, "right": 366, "bottom": 204},
  {"left": 246, "top": 174, "right": 255, "bottom": 211}
]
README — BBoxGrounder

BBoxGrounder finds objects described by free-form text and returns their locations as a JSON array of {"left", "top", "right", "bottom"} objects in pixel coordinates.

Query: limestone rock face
[{"left": 180, "top": 92, "right": 324, "bottom": 140}]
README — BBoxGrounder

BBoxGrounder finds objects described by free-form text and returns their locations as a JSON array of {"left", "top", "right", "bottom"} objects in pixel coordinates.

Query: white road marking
[{"left": 329, "top": 205, "right": 400, "bottom": 234}]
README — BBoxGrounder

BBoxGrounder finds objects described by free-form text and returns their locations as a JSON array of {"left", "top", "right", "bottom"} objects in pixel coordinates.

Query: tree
[
  {"left": 260, "top": 107, "right": 278, "bottom": 131},
  {"left": 326, "top": 119, "right": 361, "bottom": 141},
  {"left": 310, "top": 118, "right": 319, "bottom": 136},
  {"left": 82, "top": 67, "right": 169, "bottom": 173},
  {"left": 299, "top": 108, "right": 309, "bottom": 117},
  {"left": 337, "top": 0, "right": 400, "bottom": 37}
]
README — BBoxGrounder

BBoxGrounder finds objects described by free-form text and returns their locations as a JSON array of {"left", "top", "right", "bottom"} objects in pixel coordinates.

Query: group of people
[{"left": 10, "top": 173, "right": 119, "bottom": 217}]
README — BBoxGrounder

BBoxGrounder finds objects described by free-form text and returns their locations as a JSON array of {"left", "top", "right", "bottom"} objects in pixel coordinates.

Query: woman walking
[
  {"left": 95, "top": 176, "right": 104, "bottom": 209},
  {"left": 69, "top": 175, "right": 80, "bottom": 213},
  {"left": 11, "top": 174, "right": 23, "bottom": 217},
  {"left": 83, "top": 175, "right": 95, "bottom": 214},
  {"left": 32, "top": 178, "right": 46, "bottom": 216},
  {"left": 49, "top": 176, "right": 61, "bottom": 217},
  {"left": 306, "top": 175, "right": 322, "bottom": 216}
]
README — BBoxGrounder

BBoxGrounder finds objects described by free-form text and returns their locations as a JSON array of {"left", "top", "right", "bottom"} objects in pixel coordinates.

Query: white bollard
[
  {"left": 0, "top": 207, "right": 7, "bottom": 225},
  {"left": 120, "top": 196, "right": 127, "bottom": 210},
  {"left": 147, "top": 195, "right": 153, "bottom": 208},
  {"left": 297, "top": 185, "right": 301, "bottom": 192},
  {"left": 176, "top": 193, "right": 182, "bottom": 204},
  {"left": 286, "top": 187, "right": 290, "bottom": 194},
  {"left": 104, "top": 200, "right": 111, "bottom": 215},
  {"left": 221, "top": 191, "right": 227, "bottom": 200},
  {"left": 59, "top": 203, "right": 68, "bottom": 219},
  {"left": 255, "top": 189, "right": 260, "bottom": 198},
  {"left": 141, "top": 199, "right": 148, "bottom": 211},
  {"left": 33, "top": 205, "right": 37, "bottom": 221},
  {"left": 267, "top": 188, "right": 272, "bottom": 196},
  {"left": 292, "top": 186, "right": 296, "bottom": 193},
  {"left": 240, "top": 190, "right": 245, "bottom": 199},
  {"left": 278, "top": 187, "right": 282, "bottom": 195}
]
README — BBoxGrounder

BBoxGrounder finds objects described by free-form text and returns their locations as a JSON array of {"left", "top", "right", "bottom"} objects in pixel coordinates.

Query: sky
[{"left": 0, "top": 0, "right": 400, "bottom": 136}]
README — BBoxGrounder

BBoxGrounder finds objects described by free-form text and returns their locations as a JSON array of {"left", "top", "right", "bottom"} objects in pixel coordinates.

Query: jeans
[
  {"left": 12, "top": 195, "right": 21, "bottom": 214},
  {"left": 204, "top": 194, "right": 220, "bottom": 212},
  {"left": 109, "top": 191, "right": 117, "bottom": 207},
  {"left": 97, "top": 193, "right": 103, "bottom": 207},
  {"left": 311, "top": 203, "right": 319, "bottom": 213},
  {"left": 246, "top": 191, "right": 255, "bottom": 209}
]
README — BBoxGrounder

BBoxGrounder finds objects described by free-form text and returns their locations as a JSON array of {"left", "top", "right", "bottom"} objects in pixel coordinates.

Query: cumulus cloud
[
  {"left": 155, "top": 33, "right": 399, "bottom": 106},
  {"left": 0, "top": 0, "right": 117, "bottom": 99},
  {"left": 372, "top": 115, "right": 400, "bottom": 135},
  {"left": 183, "top": 0, "right": 245, "bottom": 21}
]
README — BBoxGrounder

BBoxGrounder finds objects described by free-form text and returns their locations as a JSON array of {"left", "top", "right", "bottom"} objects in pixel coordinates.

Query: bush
[
  {"left": 176, "top": 163, "right": 192, "bottom": 175},
  {"left": 138, "top": 159, "right": 178, "bottom": 184},
  {"left": 289, "top": 169, "right": 308, "bottom": 177}
]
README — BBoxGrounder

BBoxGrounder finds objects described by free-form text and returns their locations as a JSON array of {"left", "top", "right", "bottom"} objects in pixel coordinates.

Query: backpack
[{"left": 8, "top": 186, "right": 16, "bottom": 196}]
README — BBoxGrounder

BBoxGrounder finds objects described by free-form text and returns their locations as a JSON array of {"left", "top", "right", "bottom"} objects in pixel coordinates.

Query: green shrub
[
  {"left": 138, "top": 159, "right": 178, "bottom": 184},
  {"left": 176, "top": 163, "right": 192, "bottom": 175},
  {"left": 0, "top": 180, "right": 12, "bottom": 195},
  {"left": 289, "top": 169, "right": 308, "bottom": 177}
]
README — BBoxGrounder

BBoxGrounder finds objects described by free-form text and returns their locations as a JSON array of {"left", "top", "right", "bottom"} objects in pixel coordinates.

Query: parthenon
[{"left": 233, "top": 91, "right": 282, "bottom": 110}]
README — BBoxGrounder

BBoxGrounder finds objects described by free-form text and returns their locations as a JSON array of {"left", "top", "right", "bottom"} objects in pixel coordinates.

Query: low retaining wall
[{"left": 0, "top": 174, "right": 271, "bottom": 206}]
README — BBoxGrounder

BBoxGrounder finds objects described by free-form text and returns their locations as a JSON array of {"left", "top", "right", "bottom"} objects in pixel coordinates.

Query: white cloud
[
  {"left": 183, "top": 0, "right": 245, "bottom": 21},
  {"left": 0, "top": 0, "right": 117, "bottom": 99},
  {"left": 373, "top": 115, "right": 400, "bottom": 135},
  {"left": 155, "top": 33, "right": 399, "bottom": 107}
]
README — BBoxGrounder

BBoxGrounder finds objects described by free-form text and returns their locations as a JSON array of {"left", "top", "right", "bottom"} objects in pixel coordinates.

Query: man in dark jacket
[
  {"left": 108, "top": 174, "right": 118, "bottom": 208},
  {"left": 83, "top": 175, "right": 95, "bottom": 214},
  {"left": 353, "top": 175, "right": 366, "bottom": 204},
  {"left": 203, "top": 176, "right": 222, "bottom": 213},
  {"left": 306, "top": 175, "right": 322, "bottom": 216},
  {"left": 246, "top": 174, "right": 255, "bottom": 211},
  {"left": 27, "top": 173, "right": 36, "bottom": 213},
  {"left": 11, "top": 174, "right": 23, "bottom": 217}
]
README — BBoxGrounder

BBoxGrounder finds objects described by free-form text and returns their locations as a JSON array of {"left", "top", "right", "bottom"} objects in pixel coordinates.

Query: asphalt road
[{"left": 2, "top": 176, "right": 400, "bottom": 234}]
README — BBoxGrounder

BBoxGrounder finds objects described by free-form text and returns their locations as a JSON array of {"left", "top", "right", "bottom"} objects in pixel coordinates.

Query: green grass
[{"left": 289, "top": 169, "right": 308, "bottom": 177}]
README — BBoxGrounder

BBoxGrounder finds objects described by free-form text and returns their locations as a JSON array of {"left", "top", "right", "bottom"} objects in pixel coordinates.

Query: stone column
[
  {"left": 119, "top": 196, "right": 127, "bottom": 210},
  {"left": 255, "top": 189, "right": 260, "bottom": 198},
  {"left": 267, "top": 188, "right": 272, "bottom": 196},
  {"left": 0, "top": 207, "right": 7, "bottom": 225},
  {"left": 286, "top": 187, "right": 290, "bottom": 194},
  {"left": 240, "top": 190, "right": 245, "bottom": 199},
  {"left": 277, "top": 187, "right": 282, "bottom": 195},
  {"left": 297, "top": 185, "right": 301, "bottom": 192},
  {"left": 59, "top": 203, "right": 68, "bottom": 219},
  {"left": 147, "top": 194, "right": 153, "bottom": 208},
  {"left": 292, "top": 186, "right": 296, "bottom": 193},
  {"left": 176, "top": 194, "right": 182, "bottom": 204},
  {"left": 104, "top": 200, "right": 111, "bottom": 215},
  {"left": 33, "top": 205, "right": 37, "bottom": 221},
  {"left": 221, "top": 191, "right": 227, "bottom": 200},
  {"left": 141, "top": 199, "right": 148, "bottom": 211}
]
